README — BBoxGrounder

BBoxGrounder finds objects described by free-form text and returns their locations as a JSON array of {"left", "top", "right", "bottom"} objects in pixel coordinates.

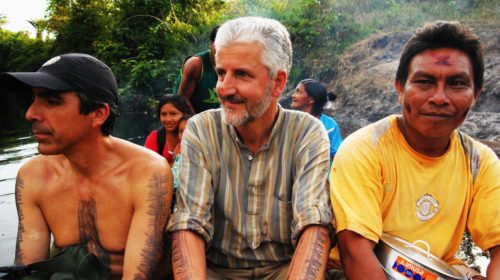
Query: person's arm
[
  {"left": 14, "top": 168, "right": 51, "bottom": 265},
  {"left": 487, "top": 245, "right": 500, "bottom": 279},
  {"left": 177, "top": 57, "right": 203, "bottom": 114},
  {"left": 337, "top": 230, "right": 386, "bottom": 279},
  {"left": 171, "top": 230, "right": 206, "bottom": 279},
  {"left": 122, "top": 164, "right": 173, "bottom": 279},
  {"left": 287, "top": 225, "right": 330, "bottom": 279}
]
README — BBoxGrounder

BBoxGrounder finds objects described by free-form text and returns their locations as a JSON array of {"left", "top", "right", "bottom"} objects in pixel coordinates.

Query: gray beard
[{"left": 221, "top": 86, "right": 273, "bottom": 127}]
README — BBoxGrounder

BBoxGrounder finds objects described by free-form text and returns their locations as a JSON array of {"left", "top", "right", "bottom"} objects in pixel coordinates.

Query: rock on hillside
[{"left": 324, "top": 23, "right": 500, "bottom": 155}]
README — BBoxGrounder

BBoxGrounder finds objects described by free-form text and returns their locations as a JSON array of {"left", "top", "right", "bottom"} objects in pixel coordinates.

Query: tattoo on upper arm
[
  {"left": 78, "top": 199, "right": 111, "bottom": 267},
  {"left": 14, "top": 176, "right": 25, "bottom": 264},
  {"left": 304, "top": 228, "right": 328, "bottom": 280},
  {"left": 133, "top": 172, "right": 170, "bottom": 280}
]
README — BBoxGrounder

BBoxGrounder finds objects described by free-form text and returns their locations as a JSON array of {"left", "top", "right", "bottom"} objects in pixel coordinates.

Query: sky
[{"left": 0, "top": 0, "right": 48, "bottom": 36}]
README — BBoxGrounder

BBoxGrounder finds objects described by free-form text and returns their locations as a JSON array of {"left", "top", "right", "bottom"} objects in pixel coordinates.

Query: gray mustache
[{"left": 220, "top": 95, "right": 246, "bottom": 103}]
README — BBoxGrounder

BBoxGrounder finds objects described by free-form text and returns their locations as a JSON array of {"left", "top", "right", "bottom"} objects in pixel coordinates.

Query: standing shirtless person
[{"left": 0, "top": 53, "right": 172, "bottom": 279}]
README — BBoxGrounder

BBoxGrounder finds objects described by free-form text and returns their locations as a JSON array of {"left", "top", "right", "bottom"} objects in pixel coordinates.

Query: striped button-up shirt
[{"left": 167, "top": 105, "right": 333, "bottom": 268}]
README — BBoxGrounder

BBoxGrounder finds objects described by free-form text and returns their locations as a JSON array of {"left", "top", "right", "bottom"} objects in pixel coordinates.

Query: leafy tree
[
  {"left": 28, "top": 19, "right": 48, "bottom": 40},
  {"left": 46, "top": 0, "right": 115, "bottom": 55},
  {"left": 226, "top": 0, "right": 362, "bottom": 88},
  {"left": 102, "top": 0, "right": 226, "bottom": 100}
]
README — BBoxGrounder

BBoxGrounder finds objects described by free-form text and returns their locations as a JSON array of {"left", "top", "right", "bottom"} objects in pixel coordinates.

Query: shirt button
[
  {"left": 318, "top": 201, "right": 324, "bottom": 207},
  {"left": 173, "top": 207, "right": 178, "bottom": 213},
  {"left": 248, "top": 155, "right": 253, "bottom": 161},
  {"left": 252, "top": 188, "right": 257, "bottom": 194}
]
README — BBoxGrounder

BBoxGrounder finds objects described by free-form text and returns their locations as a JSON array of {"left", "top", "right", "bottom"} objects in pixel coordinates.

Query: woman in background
[
  {"left": 291, "top": 79, "right": 343, "bottom": 163},
  {"left": 144, "top": 94, "right": 187, "bottom": 165}
]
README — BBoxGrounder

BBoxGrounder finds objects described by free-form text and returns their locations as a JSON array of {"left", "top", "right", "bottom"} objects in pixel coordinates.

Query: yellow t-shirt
[{"left": 329, "top": 115, "right": 500, "bottom": 268}]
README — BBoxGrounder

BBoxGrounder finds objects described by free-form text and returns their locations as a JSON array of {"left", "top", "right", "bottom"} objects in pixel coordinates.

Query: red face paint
[{"left": 432, "top": 54, "right": 451, "bottom": 66}]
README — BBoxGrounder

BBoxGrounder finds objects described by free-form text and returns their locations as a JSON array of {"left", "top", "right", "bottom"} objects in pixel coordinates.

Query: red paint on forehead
[{"left": 432, "top": 53, "right": 451, "bottom": 66}]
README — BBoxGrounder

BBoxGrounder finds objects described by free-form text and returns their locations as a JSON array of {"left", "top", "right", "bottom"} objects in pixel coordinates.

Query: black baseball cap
[{"left": 0, "top": 53, "right": 118, "bottom": 106}]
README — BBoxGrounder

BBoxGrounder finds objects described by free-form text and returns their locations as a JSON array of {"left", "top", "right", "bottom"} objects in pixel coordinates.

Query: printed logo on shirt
[
  {"left": 416, "top": 193, "right": 439, "bottom": 221},
  {"left": 392, "top": 255, "right": 438, "bottom": 280},
  {"left": 203, "top": 88, "right": 219, "bottom": 104}
]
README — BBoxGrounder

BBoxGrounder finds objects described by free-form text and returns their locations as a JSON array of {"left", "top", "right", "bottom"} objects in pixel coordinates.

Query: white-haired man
[{"left": 167, "top": 17, "right": 334, "bottom": 279}]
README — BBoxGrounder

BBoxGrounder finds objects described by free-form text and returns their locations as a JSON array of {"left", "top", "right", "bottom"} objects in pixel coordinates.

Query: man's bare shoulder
[
  {"left": 183, "top": 56, "right": 203, "bottom": 77},
  {"left": 184, "top": 56, "right": 203, "bottom": 68},
  {"left": 111, "top": 137, "right": 168, "bottom": 167},
  {"left": 18, "top": 154, "right": 67, "bottom": 181}
]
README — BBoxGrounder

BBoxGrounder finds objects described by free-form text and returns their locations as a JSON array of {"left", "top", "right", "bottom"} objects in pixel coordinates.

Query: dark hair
[
  {"left": 300, "top": 79, "right": 327, "bottom": 116},
  {"left": 157, "top": 94, "right": 187, "bottom": 117},
  {"left": 396, "top": 21, "right": 484, "bottom": 92},
  {"left": 179, "top": 113, "right": 193, "bottom": 122},
  {"left": 210, "top": 25, "right": 220, "bottom": 42},
  {"left": 75, "top": 91, "right": 118, "bottom": 136}
]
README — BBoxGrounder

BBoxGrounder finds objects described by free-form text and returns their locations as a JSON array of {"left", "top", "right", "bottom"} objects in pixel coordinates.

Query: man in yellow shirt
[{"left": 329, "top": 21, "right": 499, "bottom": 279}]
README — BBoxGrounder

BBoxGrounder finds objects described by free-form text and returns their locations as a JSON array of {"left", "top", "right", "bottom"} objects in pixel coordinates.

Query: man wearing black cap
[{"left": 0, "top": 53, "right": 172, "bottom": 279}]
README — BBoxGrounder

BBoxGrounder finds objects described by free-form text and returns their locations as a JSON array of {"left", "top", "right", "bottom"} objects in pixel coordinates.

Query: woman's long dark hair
[{"left": 299, "top": 79, "right": 327, "bottom": 116}]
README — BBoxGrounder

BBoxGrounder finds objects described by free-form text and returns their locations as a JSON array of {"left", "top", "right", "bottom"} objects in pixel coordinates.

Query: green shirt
[{"left": 174, "top": 50, "right": 219, "bottom": 113}]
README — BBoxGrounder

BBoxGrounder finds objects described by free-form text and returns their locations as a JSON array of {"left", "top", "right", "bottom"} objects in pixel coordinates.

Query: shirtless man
[{"left": 0, "top": 53, "right": 172, "bottom": 279}]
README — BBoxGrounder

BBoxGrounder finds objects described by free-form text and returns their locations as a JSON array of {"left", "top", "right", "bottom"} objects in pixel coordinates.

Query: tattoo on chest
[
  {"left": 133, "top": 172, "right": 170, "bottom": 280},
  {"left": 78, "top": 199, "right": 111, "bottom": 267},
  {"left": 14, "top": 176, "right": 25, "bottom": 264}
]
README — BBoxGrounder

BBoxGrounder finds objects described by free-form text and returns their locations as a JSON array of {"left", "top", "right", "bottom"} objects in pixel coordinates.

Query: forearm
[
  {"left": 177, "top": 86, "right": 195, "bottom": 114},
  {"left": 287, "top": 226, "right": 330, "bottom": 280},
  {"left": 182, "top": 97, "right": 195, "bottom": 114},
  {"left": 172, "top": 230, "right": 206, "bottom": 279},
  {"left": 337, "top": 230, "right": 386, "bottom": 279},
  {"left": 487, "top": 245, "right": 500, "bottom": 279}
]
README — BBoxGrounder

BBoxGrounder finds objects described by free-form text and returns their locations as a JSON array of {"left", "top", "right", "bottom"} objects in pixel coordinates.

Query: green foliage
[
  {"left": 226, "top": 0, "right": 363, "bottom": 89},
  {"left": 39, "top": 0, "right": 227, "bottom": 106},
  {"left": 0, "top": 29, "right": 53, "bottom": 72},
  {"left": 107, "top": 0, "right": 226, "bottom": 101},
  {"left": 1, "top": 0, "right": 498, "bottom": 110},
  {"left": 47, "top": 0, "right": 115, "bottom": 55}
]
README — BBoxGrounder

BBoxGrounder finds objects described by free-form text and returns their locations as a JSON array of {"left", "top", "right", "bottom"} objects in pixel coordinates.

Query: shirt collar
[{"left": 227, "top": 104, "right": 284, "bottom": 151}]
